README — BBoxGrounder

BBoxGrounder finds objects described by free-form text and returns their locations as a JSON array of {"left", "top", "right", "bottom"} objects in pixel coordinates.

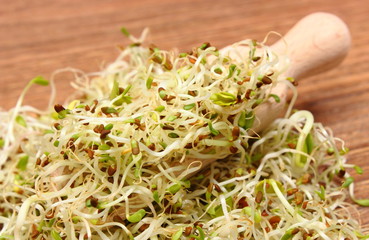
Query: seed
[
  {"left": 198, "top": 134, "right": 209, "bottom": 140},
  {"left": 184, "top": 226, "right": 192, "bottom": 236},
  {"left": 255, "top": 191, "right": 263, "bottom": 203},
  {"left": 237, "top": 197, "right": 248, "bottom": 208},
  {"left": 108, "top": 165, "right": 117, "bottom": 176},
  {"left": 131, "top": 140, "right": 140, "bottom": 155},
  {"left": 214, "top": 184, "right": 221, "bottom": 192},
  {"left": 261, "top": 210, "right": 269, "bottom": 216},
  {"left": 152, "top": 54, "right": 162, "bottom": 64},
  {"left": 90, "top": 100, "right": 98, "bottom": 113},
  {"left": 188, "top": 90, "right": 198, "bottom": 96},
  {"left": 112, "top": 215, "right": 125, "bottom": 223},
  {"left": 84, "top": 148, "right": 94, "bottom": 159},
  {"left": 261, "top": 76, "right": 272, "bottom": 84},
  {"left": 36, "top": 158, "right": 41, "bottom": 165},
  {"left": 165, "top": 95, "right": 176, "bottom": 101},
  {"left": 100, "top": 129, "right": 111, "bottom": 139},
  {"left": 41, "top": 159, "right": 50, "bottom": 167},
  {"left": 245, "top": 89, "right": 252, "bottom": 99},
  {"left": 269, "top": 215, "right": 281, "bottom": 228},
  {"left": 256, "top": 82, "right": 263, "bottom": 88},
  {"left": 229, "top": 146, "right": 238, "bottom": 153},
  {"left": 337, "top": 169, "right": 346, "bottom": 178},
  {"left": 162, "top": 125, "right": 175, "bottom": 130},
  {"left": 302, "top": 201, "right": 308, "bottom": 209},
  {"left": 108, "top": 177, "right": 114, "bottom": 183},
  {"left": 188, "top": 56, "right": 197, "bottom": 64},
  {"left": 232, "top": 126, "right": 240, "bottom": 141},
  {"left": 185, "top": 142, "right": 198, "bottom": 149},
  {"left": 301, "top": 173, "right": 312, "bottom": 184},
  {"left": 45, "top": 209, "right": 54, "bottom": 219},
  {"left": 291, "top": 228, "right": 300, "bottom": 235},
  {"left": 139, "top": 224, "right": 150, "bottom": 232},
  {"left": 287, "top": 143, "right": 296, "bottom": 149},
  {"left": 147, "top": 143, "right": 156, "bottom": 151},
  {"left": 30, "top": 224, "right": 39, "bottom": 238},
  {"left": 164, "top": 59, "right": 173, "bottom": 70},
  {"left": 207, "top": 183, "right": 213, "bottom": 193},
  {"left": 318, "top": 182, "right": 327, "bottom": 188},
  {"left": 252, "top": 56, "right": 261, "bottom": 61},
  {"left": 66, "top": 139, "right": 76, "bottom": 151},
  {"left": 54, "top": 104, "right": 65, "bottom": 113},
  {"left": 287, "top": 188, "right": 299, "bottom": 196},
  {"left": 87, "top": 197, "right": 99, "bottom": 208},
  {"left": 295, "top": 191, "right": 304, "bottom": 205},
  {"left": 53, "top": 123, "right": 61, "bottom": 130},
  {"left": 200, "top": 42, "right": 211, "bottom": 50},
  {"left": 93, "top": 124, "right": 104, "bottom": 133}
]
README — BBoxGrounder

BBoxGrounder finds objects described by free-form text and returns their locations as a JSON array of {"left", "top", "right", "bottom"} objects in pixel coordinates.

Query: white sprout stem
[{"left": 289, "top": 110, "right": 314, "bottom": 168}]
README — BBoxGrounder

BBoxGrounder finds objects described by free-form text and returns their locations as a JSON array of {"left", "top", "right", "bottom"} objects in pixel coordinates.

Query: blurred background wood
[{"left": 1, "top": 0, "right": 368, "bottom": 232}]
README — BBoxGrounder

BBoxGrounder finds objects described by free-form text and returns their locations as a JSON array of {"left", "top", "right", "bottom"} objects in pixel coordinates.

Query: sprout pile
[{"left": 0, "top": 31, "right": 368, "bottom": 240}]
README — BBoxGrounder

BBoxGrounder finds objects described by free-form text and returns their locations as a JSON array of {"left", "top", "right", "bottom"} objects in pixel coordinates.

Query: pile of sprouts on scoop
[{"left": 0, "top": 30, "right": 368, "bottom": 240}]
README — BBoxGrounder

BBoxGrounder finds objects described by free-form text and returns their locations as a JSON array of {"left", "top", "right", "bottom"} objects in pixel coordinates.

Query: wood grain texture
[{"left": 1, "top": 0, "right": 369, "bottom": 232}]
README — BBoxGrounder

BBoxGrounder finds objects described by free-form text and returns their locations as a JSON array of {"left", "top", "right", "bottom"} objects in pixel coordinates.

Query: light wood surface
[{"left": 1, "top": 0, "right": 369, "bottom": 232}]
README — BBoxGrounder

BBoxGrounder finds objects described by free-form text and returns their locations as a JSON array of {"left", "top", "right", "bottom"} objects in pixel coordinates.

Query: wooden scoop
[{"left": 178, "top": 12, "right": 351, "bottom": 177}]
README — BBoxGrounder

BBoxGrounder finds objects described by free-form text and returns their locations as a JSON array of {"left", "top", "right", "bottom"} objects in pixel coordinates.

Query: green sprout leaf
[
  {"left": 238, "top": 111, "right": 255, "bottom": 130},
  {"left": 167, "top": 183, "right": 181, "bottom": 194},
  {"left": 269, "top": 94, "right": 280, "bottom": 103},
  {"left": 98, "top": 144, "right": 111, "bottom": 150},
  {"left": 254, "top": 179, "right": 284, "bottom": 195},
  {"left": 210, "top": 92, "right": 237, "bottom": 106},
  {"left": 315, "top": 185, "right": 325, "bottom": 200},
  {"left": 16, "top": 155, "right": 29, "bottom": 171},
  {"left": 0, "top": 138, "right": 4, "bottom": 148},
  {"left": 31, "top": 76, "right": 49, "bottom": 86},
  {"left": 183, "top": 103, "right": 196, "bottom": 110},
  {"left": 354, "top": 199, "right": 369, "bottom": 207},
  {"left": 208, "top": 121, "right": 219, "bottom": 136},
  {"left": 172, "top": 228, "right": 183, "bottom": 240},
  {"left": 168, "top": 132, "right": 179, "bottom": 138},
  {"left": 109, "top": 78, "right": 120, "bottom": 100},
  {"left": 167, "top": 115, "right": 177, "bottom": 121},
  {"left": 120, "top": 27, "right": 130, "bottom": 37},
  {"left": 146, "top": 76, "right": 154, "bottom": 89},
  {"left": 280, "top": 228, "right": 299, "bottom": 240},
  {"left": 113, "top": 85, "right": 132, "bottom": 106},
  {"left": 354, "top": 165, "right": 363, "bottom": 175},
  {"left": 155, "top": 105, "right": 165, "bottom": 112},
  {"left": 342, "top": 177, "right": 354, "bottom": 188},
  {"left": 104, "top": 123, "right": 114, "bottom": 130},
  {"left": 127, "top": 209, "right": 146, "bottom": 223},
  {"left": 153, "top": 190, "right": 160, "bottom": 204},
  {"left": 16, "top": 115, "right": 27, "bottom": 127},
  {"left": 227, "top": 64, "right": 237, "bottom": 78},
  {"left": 242, "top": 207, "right": 261, "bottom": 223},
  {"left": 51, "top": 230, "right": 62, "bottom": 240}
]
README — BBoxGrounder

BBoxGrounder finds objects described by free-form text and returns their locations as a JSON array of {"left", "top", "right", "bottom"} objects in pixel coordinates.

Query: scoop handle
[
  {"left": 272, "top": 12, "right": 351, "bottom": 80},
  {"left": 251, "top": 12, "right": 351, "bottom": 133}
]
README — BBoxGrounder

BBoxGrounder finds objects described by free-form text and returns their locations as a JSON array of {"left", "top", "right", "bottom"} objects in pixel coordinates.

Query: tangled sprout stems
[{"left": 0, "top": 33, "right": 368, "bottom": 240}]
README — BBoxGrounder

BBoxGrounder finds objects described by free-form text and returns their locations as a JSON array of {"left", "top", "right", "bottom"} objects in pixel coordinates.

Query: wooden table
[{"left": 1, "top": 0, "right": 368, "bottom": 232}]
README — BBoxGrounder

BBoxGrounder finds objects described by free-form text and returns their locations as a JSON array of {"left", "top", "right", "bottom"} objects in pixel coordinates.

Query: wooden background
[{"left": 1, "top": 0, "right": 368, "bottom": 232}]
